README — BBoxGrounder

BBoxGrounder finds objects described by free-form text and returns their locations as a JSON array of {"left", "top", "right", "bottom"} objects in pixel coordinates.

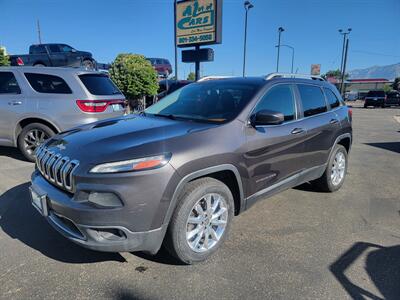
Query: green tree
[
  {"left": 392, "top": 77, "right": 400, "bottom": 91},
  {"left": 383, "top": 84, "right": 392, "bottom": 93},
  {"left": 0, "top": 47, "right": 10, "bottom": 66},
  {"left": 109, "top": 54, "right": 158, "bottom": 110},
  {"left": 187, "top": 72, "right": 195, "bottom": 81},
  {"left": 322, "top": 69, "right": 349, "bottom": 80}
]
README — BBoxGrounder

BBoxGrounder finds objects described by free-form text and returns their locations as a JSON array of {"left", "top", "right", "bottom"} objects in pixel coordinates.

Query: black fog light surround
[{"left": 78, "top": 191, "right": 123, "bottom": 208}]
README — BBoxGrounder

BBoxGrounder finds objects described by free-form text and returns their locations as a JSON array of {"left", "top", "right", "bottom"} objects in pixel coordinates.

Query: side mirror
[
  {"left": 250, "top": 109, "right": 284, "bottom": 126},
  {"left": 71, "top": 48, "right": 77, "bottom": 53}
]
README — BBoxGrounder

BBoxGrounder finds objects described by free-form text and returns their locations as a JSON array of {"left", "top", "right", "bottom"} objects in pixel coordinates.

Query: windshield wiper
[{"left": 153, "top": 114, "right": 177, "bottom": 120}]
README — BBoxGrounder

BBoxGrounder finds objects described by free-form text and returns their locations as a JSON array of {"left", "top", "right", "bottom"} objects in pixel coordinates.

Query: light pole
[
  {"left": 276, "top": 27, "right": 285, "bottom": 72},
  {"left": 243, "top": 1, "right": 254, "bottom": 77},
  {"left": 174, "top": 0, "right": 178, "bottom": 81},
  {"left": 275, "top": 44, "right": 294, "bottom": 73},
  {"left": 339, "top": 28, "right": 351, "bottom": 72}
]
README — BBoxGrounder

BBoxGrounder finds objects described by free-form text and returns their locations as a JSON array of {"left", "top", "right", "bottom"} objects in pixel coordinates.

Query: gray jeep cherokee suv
[{"left": 30, "top": 74, "right": 352, "bottom": 264}]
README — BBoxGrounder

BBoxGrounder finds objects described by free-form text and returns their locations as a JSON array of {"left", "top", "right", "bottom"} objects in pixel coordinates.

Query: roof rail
[
  {"left": 197, "top": 76, "right": 235, "bottom": 82},
  {"left": 265, "top": 73, "right": 325, "bottom": 81}
]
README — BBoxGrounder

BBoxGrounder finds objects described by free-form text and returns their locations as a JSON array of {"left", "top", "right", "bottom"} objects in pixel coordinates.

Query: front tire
[
  {"left": 17, "top": 123, "right": 55, "bottom": 162},
  {"left": 164, "top": 178, "right": 234, "bottom": 264},
  {"left": 312, "top": 144, "right": 348, "bottom": 192}
]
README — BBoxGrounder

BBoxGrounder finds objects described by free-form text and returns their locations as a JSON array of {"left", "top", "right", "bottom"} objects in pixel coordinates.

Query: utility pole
[
  {"left": 174, "top": 0, "right": 178, "bottom": 81},
  {"left": 242, "top": 1, "right": 254, "bottom": 77},
  {"left": 340, "top": 38, "right": 349, "bottom": 96},
  {"left": 338, "top": 28, "right": 351, "bottom": 72},
  {"left": 37, "top": 19, "right": 42, "bottom": 44},
  {"left": 276, "top": 27, "right": 284, "bottom": 72}
]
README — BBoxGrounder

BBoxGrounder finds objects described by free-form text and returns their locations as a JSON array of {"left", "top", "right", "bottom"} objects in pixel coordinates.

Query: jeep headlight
[{"left": 90, "top": 154, "right": 171, "bottom": 174}]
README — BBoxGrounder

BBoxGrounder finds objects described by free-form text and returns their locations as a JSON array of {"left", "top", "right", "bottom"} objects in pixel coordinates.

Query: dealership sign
[{"left": 176, "top": 0, "right": 222, "bottom": 47}]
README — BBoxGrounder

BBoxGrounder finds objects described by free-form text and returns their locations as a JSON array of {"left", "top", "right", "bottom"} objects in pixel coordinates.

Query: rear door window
[
  {"left": 298, "top": 84, "right": 327, "bottom": 117},
  {"left": 324, "top": 88, "right": 341, "bottom": 109},
  {"left": 48, "top": 45, "right": 61, "bottom": 53},
  {"left": 79, "top": 74, "right": 122, "bottom": 95},
  {"left": 0, "top": 72, "right": 21, "bottom": 94},
  {"left": 254, "top": 84, "right": 296, "bottom": 122},
  {"left": 24, "top": 73, "right": 72, "bottom": 94},
  {"left": 30, "top": 45, "right": 47, "bottom": 54}
]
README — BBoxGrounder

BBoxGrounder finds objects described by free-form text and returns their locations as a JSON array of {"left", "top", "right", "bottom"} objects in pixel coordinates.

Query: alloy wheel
[
  {"left": 23, "top": 129, "right": 49, "bottom": 155},
  {"left": 331, "top": 151, "right": 346, "bottom": 186},
  {"left": 186, "top": 193, "right": 228, "bottom": 253}
]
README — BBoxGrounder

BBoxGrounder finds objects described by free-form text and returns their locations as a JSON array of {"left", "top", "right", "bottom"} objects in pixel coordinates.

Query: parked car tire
[
  {"left": 312, "top": 144, "right": 348, "bottom": 192},
  {"left": 164, "top": 177, "right": 234, "bottom": 264},
  {"left": 17, "top": 123, "right": 55, "bottom": 162},
  {"left": 33, "top": 63, "right": 46, "bottom": 67},
  {"left": 82, "top": 59, "right": 95, "bottom": 70}
]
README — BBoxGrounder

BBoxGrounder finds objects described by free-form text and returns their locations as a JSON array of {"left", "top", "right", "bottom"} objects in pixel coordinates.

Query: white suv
[{"left": 0, "top": 67, "right": 126, "bottom": 161}]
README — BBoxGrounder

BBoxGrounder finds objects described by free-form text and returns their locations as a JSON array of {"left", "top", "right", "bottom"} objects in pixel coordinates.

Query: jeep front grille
[{"left": 35, "top": 146, "right": 79, "bottom": 192}]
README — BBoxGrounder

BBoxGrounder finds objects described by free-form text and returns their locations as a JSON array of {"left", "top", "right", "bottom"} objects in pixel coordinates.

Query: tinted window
[
  {"left": 25, "top": 73, "right": 72, "bottom": 94},
  {"left": 324, "top": 88, "right": 341, "bottom": 109},
  {"left": 146, "top": 81, "right": 262, "bottom": 123},
  {"left": 79, "top": 74, "right": 122, "bottom": 95},
  {"left": 254, "top": 84, "right": 295, "bottom": 121},
  {"left": 60, "top": 44, "right": 73, "bottom": 52},
  {"left": 30, "top": 45, "right": 46, "bottom": 54},
  {"left": 0, "top": 72, "right": 21, "bottom": 94},
  {"left": 367, "top": 90, "right": 385, "bottom": 97},
  {"left": 298, "top": 85, "right": 327, "bottom": 117},
  {"left": 48, "top": 45, "right": 60, "bottom": 53}
]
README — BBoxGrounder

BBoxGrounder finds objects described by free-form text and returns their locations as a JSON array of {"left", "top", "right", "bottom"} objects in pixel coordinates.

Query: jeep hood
[{"left": 45, "top": 115, "right": 216, "bottom": 164}]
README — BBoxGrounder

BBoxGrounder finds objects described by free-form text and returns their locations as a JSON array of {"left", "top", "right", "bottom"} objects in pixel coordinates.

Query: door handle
[
  {"left": 291, "top": 128, "right": 304, "bottom": 135},
  {"left": 330, "top": 118, "right": 339, "bottom": 125},
  {"left": 8, "top": 101, "right": 22, "bottom": 106}
]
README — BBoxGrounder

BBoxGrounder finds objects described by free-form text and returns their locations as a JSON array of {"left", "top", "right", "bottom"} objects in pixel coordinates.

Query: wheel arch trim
[
  {"left": 163, "top": 164, "right": 245, "bottom": 227},
  {"left": 331, "top": 133, "right": 352, "bottom": 157}
]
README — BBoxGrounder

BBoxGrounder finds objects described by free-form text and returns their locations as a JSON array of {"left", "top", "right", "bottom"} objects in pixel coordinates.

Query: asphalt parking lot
[{"left": 0, "top": 104, "right": 399, "bottom": 300}]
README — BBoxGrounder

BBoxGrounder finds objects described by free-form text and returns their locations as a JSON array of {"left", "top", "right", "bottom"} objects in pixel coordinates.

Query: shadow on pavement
[
  {"left": 108, "top": 287, "right": 153, "bottom": 300},
  {"left": 0, "top": 146, "right": 28, "bottom": 161},
  {"left": 132, "top": 246, "right": 185, "bottom": 266},
  {"left": 0, "top": 182, "right": 126, "bottom": 263},
  {"left": 330, "top": 242, "right": 400, "bottom": 300},
  {"left": 365, "top": 142, "right": 400, "bottom": 154}
]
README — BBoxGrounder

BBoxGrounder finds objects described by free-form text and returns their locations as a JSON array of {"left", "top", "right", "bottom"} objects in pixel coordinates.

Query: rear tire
[
  {"left": 82, "top": 59, "right": 95, "bottom": 70},
  {"left": 33, "top": 63, "right": 46, "bottom": 67},
  {"left": 17, "top": 123, "right": 55, "bottom": 162},
  {"left": 312, "top": 144, "right": 348, "bottom": 192},
  {"left": 164, "top": 177, "right": 234, "bottom": 264}
]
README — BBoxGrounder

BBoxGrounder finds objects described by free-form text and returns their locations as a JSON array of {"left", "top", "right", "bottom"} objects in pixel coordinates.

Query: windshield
[
  {"left": 145, "top": 81, "right": 262, "bottom": 123},
  {"left": 367, "top": 90, "right": 385, "bottom": 97}
]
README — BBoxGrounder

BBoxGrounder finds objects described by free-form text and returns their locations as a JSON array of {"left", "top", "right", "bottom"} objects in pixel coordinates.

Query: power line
[{"left": 352, "top": 50, "right": 400, "bottom": 58}]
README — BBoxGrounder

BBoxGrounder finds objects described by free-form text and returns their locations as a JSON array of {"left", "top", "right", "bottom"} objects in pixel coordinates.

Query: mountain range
[{"left": 348, "top": 63, "right": 400, "bottom": 80}]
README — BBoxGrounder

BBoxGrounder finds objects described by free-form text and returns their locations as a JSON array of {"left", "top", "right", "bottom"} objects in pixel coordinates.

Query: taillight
[
  {"left": 16, "top": 57, "right": 24, "bottom": 66},
  {"left": 348, "top": 107, "right": 353, "bottom": 121},
  {"left": 76, "top": 99, "right": 125, "bottom": 113}
]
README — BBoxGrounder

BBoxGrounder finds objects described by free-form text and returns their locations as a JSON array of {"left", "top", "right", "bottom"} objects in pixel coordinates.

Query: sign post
[{"left": 175, "top": 0, "right": 222, "bottom": 80}]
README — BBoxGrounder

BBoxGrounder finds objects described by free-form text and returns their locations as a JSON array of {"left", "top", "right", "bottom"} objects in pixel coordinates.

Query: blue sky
[{"left": 1, "top": 0, "right": 399, "bottom": 79}]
